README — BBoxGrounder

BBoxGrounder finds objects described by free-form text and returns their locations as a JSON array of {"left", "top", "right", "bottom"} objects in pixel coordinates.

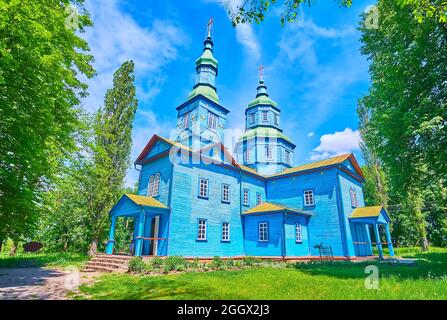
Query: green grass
[
  {"left": 0, "top": 252, "right": 89, "bottom": 269},
  {"left": 74, "top": 247, "right": 447, "bottom": 300}
]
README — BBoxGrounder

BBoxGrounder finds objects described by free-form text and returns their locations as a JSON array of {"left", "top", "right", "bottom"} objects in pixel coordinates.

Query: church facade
[{"left": 106, "top": 24, "right": 395, "bottom": 260}]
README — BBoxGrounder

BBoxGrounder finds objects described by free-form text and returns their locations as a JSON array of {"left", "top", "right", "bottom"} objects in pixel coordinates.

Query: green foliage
[
  {"left": 242, "top": 256, "right": 261, "bottom": 266},
  {"left": 0, "top": 252, "right": 88, "bottom": 268},
  {"left": 210, "top": 256, "right": 223, "bottom": 269},
  {"left": 164, "top": 256, "right": 188, "bottom": 272},
  {"left": 0, "top": 0, "right": 94, "bottom": 246},
  {"left": 359, "top": 0, "right": 447, "bottom": 249},
  {"left": 75, "top": 249, "right": 447, "bottom": 300},
  {"left": 128, "top": 257, "right": 146, "bottom": 273}
]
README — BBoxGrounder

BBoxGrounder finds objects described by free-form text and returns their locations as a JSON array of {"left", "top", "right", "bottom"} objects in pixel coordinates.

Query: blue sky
[{"left": 81, "top": 0, "right": 374, "bottom": 186}]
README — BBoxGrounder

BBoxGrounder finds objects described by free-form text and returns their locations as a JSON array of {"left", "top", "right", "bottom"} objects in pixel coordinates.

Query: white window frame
[
  {"left": 243, "top": 189, "right": 250, "bottom": 206},
  {"left": 197, "top": 219, "right": 207, "bottom": 240},
  {"left": 244, "top": 149, "right": 250, "bottom": 163},
  {"left": 152, "top": 173, "right": 161, "bottom": 196},
  {"left": 350, "top": 187, "right": 359, "bottom": 208},
  {"left": 265, "top": 145, "right": 273, "bottom": 161},
  {"left": 147, "top": 175, "right": 154, "bottom": 197},
  {"left": 222, "top": 222, "right": 230, "bottom": 241},
  {"left": 183, "top": 112, "right": 190, "bottom": 129},
  {"left": 199, "top": 178, "right": 209, "bottom": 199},
  {"left": 249, "top": 113, "right": 255, "bottom": 124},
  {"left": 304, "top": 190, "right": 315, "bottom": 206},
  {"left": 256, "top": 193, "right": 263, "bottom": 206},
  {"left": 285, "top": 150, "right": 291, "bottom": 164},
  {"left": 295, "top": 224, "right": 303, "bottom": 243},
  {"left": 258, "top": 222, "right": 269, "bottom": 242},
  {"left": 262, "top": 111, "right": 268, "bottom": 122},
  {"left": 222, "top": 184, "right": 230, "bottom": 203},
  {"left": 207, "top": 111, "right": 218, "bottom": 131}
]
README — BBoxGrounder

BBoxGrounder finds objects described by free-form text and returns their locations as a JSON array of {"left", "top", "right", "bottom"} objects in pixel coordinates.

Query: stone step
[
  {"left": 83, "top": 265, "right": 127, "bottom": 273},
  {"left": 85, "top": 262, "right": 128, "bottom": 270},
  {"left": 90, "top": 257, "right": 131, "bottom": 264},
  {"left": 96, "top": 253, "right": 133, "bottom": 260}
]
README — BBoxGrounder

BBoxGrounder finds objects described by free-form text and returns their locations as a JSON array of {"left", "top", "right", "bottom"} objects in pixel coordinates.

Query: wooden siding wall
[{"left": 266, "top": 168, "right": 347, "bottom": 256}]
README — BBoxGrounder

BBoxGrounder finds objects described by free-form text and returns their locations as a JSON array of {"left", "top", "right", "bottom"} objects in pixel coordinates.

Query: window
[
  {"left": 207, "top": 111, "right": 218, "bottom": 131},
  {"left": 249, "top": 113, "right": 255, "bottom": 124},
  {"left": 199, "top": 178, "right": 209, "bottom": 198},
  {"left": 244, "top": 149, "right": 250, "bottom": 163},
  {"left": 152, "top": 173, "right": 160, "bottom": 196},
  {"left": 350, "top": 187, "right": 359, "bottom": 208},
  {"left": 183, "top": 112, "right": 190, "bottom": 129},
  {"left": 262, "top": 111, "right": 268, "bottom": 122},
  {"left": 258, "top": 222, "right": 269, "bottom": 241},
  {"left": 222, "top": 222, "right": 230, "bottom": 241},
  {"left": 197, "top": 219, "right": 207, "bottom": 240},
  {"left": 147, "top": 173, "right": 161, "bottom": 197},
  {"left": 274, "top": 114, "right": 279, "bottom": 125},
  {"left": 304, "top": 190, "right": 315, "bottom": 206},
  {"left": 148, "top": 175, "right": 154, "bottom": 197},
  {"left": 285, "top": 150, "right": 291, "bottom": 164},
  {"left": 295, "top": 224, "right": 303, "bottom": 243},
  {"left": 256, "top": 193, "right": 263, "bottom": 206},
  {"left": 265, "top": 146, "right": 273, "bottom": 161},
  {"left": 243, "top": 189, "right": 250, "bottom": 206},
  {"left": 222, "top": 184, "right": 230, "bottom": 203}
]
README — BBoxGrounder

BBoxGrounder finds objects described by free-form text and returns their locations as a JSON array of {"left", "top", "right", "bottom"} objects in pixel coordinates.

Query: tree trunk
[
  {"left": 408, "top": 190, "right": 429, "bottom": 252},
  {"left": 0, "top": 240, "right": 3, "bottom": 254},
  {"left": 88, "top": 238, "right": 98, "bottom": 257},
  {"left": 9, "top": 242, "right": 17, "bottom": 256}
]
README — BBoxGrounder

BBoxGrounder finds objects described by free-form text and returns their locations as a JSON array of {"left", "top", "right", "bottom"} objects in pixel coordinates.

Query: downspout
[
  {"left": 134, "top": 163, "right": 142, "bottom": 193},
  {"left": 335, "top": 168, "right": 349, "bottom": 257}
]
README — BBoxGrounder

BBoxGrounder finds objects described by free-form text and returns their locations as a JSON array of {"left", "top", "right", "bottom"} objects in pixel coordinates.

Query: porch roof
[
  {"left": 242, "top": 202, "right": 312, "bottom": 217},
  {"left": 109, "top": 194, "right": 169, "bottom": 217},
  {"left": 349, "top": 206, "right": 390, "bottom": 223}
]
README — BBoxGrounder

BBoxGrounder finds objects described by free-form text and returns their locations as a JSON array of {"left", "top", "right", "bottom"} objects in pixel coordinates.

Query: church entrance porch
[
  {"left": 106, "top": 194, "right": 170, "bottom": 257},
  {"left": 349, "top": 206, "right": 395, "bottom": 259}
]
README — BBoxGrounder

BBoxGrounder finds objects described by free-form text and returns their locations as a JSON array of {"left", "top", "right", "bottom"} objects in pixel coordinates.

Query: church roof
[
  {"left": 187, "top": 85, "right": 219, "bottom": 104},
  {"left": 268, "top": 153, "right": 364, "bottom": 179},
  {"left": 243, "top": 202, "right": 312, "bottom": 216},
  {"left": 196, "top": 49, "right": 218, "bottom": 69},
  {"left": 247, "top": 95, "right": 278, "bottom": 109},
  {"left": 350, "top": 206, "right": 391, "bottom": 223},
  {"left": 239, "top": 127, "right": 294, "bottom": 145}
]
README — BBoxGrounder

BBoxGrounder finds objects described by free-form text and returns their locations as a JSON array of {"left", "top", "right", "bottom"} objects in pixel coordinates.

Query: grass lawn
[
  {"left": 0, "top": 252, "right": 89, "bottom": 269},
  {"left": 75, "top": 247, "right": 447, "bottom": 300}
]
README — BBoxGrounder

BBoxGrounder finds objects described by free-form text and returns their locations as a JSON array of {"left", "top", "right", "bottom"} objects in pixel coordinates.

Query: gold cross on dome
[
  {"left": 258, "top": 65, "right": 265, "bottom": 80},
  {"left": 207, "top": 17, "right": 214, "bottom": 36}
]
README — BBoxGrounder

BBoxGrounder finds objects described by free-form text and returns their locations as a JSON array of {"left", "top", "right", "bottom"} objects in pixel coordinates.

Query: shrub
[
  {"left": 150, "top": 257, "right": 164, "bottom": 269},
  {"left": 242, "top": 256, "right": 260, "bottom": 267},
  {"left": 189, "top": 258, "right": 200, "bottom": 270},
  {"left": 128, "top": 257, "right": 146, "bottom": 273},
  {"left": 164, "top": 256, "right": 187, "bottom": 271},
  {"left": 211, "top": 256, "right": 223, "bottom": 269}
]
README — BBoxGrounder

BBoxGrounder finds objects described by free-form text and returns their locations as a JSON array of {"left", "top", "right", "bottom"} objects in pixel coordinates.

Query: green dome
[
  {"left": 196, "top": 49, "right": 218, "bottom": 69},
  {"left": 247, "top": 95, "right": 278, "bottom": 108},
  {"left": 187, "top": 85, "right": 219, "bottom": 103},
  {"left": 239, "top": 127, "right": 293, "bottom": 144}
]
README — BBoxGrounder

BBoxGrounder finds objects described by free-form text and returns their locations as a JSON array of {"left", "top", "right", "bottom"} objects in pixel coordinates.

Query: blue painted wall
[{"left": 243, "top": 213, "right": 284, "bottom": 256}]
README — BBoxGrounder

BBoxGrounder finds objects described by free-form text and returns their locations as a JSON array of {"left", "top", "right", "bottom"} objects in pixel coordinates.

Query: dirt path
[{"left": 0, "top": 268, "right": 101, "bottom": 300}]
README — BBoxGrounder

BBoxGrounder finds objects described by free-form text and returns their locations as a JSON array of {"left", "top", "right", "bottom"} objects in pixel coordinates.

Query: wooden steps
[{"left": 82, "top": 254, "right": 132, "bottom": 273}]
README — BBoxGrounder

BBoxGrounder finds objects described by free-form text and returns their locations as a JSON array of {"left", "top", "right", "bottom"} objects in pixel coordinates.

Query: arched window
[
  {"left": 152, "top": 173, "right": 161, "bottom": 196},
  {"left": 147, "top": 175, "right": 154, "bottom": 197},
  {"left": 350, "top": 187, "right": 358, "bottom": 208}
]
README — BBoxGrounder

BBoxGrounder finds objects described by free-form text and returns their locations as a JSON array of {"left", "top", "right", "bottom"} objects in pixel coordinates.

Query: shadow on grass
[
  {"left": 75, "top": 275, "right": 215, "bottom": 300},
  {"left": 0, "top": 253, "right": 88, "bottom": 268},
  {"left": 293, "top": 251, "right": 447, "bottom": 281}
]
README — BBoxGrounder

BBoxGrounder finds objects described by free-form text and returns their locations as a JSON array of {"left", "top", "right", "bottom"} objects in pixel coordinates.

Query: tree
[
  {"left": 0, "top": 0, "right": 95, "bottom": 250},
  {"left": 87, "top": 61, "right": 138, "bottom": 256},
  {"left": 225, "top": 0, "right": 446, "bottom": 26},
  {"left": 359, "top": 0, "right": 447, "bottom": 251}
]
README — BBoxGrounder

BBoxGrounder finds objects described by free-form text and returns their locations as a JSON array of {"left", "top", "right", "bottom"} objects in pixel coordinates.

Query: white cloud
[
  {"left": 310, "top": 128, "right": 361, "bottom": 161},
  {"left": 81, "top": 0, "right": 189, "bottom": 111},
  {"left": 203, "top": 0, "right": 261, "bottom": 62},
  {"left": 307, "top": 132, "right": 315, "bottom": 137}
]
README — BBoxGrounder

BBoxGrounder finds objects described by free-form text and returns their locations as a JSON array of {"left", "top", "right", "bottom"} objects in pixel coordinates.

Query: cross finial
[
  {"left": 258, "top": 65, "right": 265, "bottom": 81},
  {"left": 206, "top": 17, "right": 214, "bottom": 39}
]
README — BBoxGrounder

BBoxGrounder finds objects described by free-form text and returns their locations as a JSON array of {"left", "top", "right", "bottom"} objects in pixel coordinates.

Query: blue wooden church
[{"left": 106, "top": 22, "right": 395, "bottom": 260}]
